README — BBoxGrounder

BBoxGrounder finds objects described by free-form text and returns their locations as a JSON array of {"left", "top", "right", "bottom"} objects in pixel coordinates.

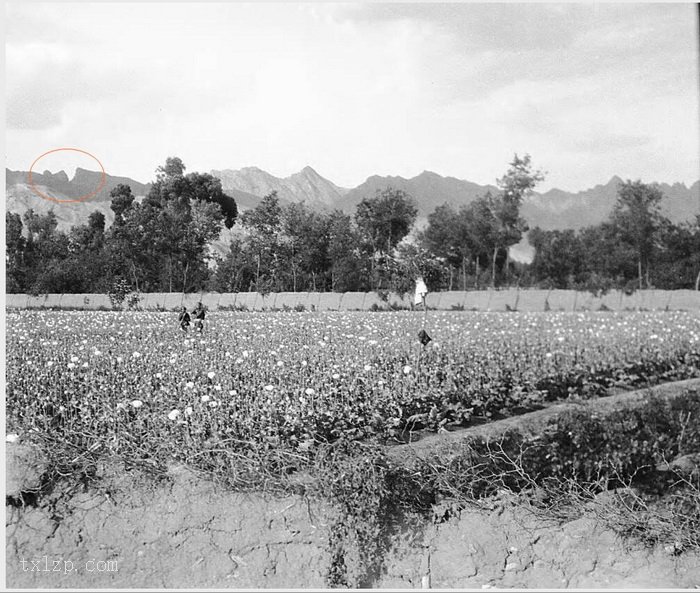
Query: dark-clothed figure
[
  {"left": 192, "top": 302, "right": 206, "bottom": 333},
  {"left": 178, "top": 307, "right": 191, "bottom": 332}
]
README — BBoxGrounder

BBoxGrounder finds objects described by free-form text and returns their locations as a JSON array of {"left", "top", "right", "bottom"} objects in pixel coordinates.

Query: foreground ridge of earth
[{"left": 389, "top": 378, "right": 700, "bottom": 461}]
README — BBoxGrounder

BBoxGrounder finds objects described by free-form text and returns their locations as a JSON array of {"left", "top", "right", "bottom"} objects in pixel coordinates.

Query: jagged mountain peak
[
  {"left": 41, "top": 169, "right": 70, "bottom": 183},
  {"left": 300, "top": 165, "right": 319, "bottom": 175}
]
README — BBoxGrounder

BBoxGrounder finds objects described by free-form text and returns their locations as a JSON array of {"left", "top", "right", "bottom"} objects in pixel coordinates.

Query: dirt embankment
[{"left": 7, "top": 380, "right": 700, "bottom": 589}]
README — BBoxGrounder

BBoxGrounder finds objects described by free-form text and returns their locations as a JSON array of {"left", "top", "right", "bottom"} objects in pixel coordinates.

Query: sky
[{"left": 5, "top": 2, "right": 700, "bottom": 192}]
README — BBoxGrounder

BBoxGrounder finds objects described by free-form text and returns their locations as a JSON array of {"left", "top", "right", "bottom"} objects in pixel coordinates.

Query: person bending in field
[
  {"left": 192, "top": 302, "right": 206, "bottom": 333},
  {"left": 178, "top": 306, "right": 191, "bottom": 332}
]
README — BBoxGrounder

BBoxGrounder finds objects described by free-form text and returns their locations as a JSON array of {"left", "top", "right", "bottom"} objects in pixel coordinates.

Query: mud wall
[
  {"left": 7, "top": 459, "right": 699, "bottom": 589},
  {"left": 6, "top": 289, "right": 700, "bottom": 312}
]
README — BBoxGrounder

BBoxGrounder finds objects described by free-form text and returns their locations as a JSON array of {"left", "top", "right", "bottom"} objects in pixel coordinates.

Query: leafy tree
[
  {"left": 355, "top": 188, "right": 417, "bottom": 290},
  {"left": 109, "top": 184, "right": 135, "bottom": 221},
  {"left": 328, "top": 210, "right": 363, "bottom": 292},
  {"left": 491, "top": 154, "right": 544, "bottom": 285},
  {"left": 355, "top": 188, "right": 418, "bottom": 256},
  {"left": 611, "top": 180, "right": 666, "bottom": 289},
  {"left": 209, "top": 237, "right": 256, "bottom": 293},
  {"left": 6, "top": 212, "right": 25, "bottom": 292},
  {"left": 69, "top": 210, "right": 105, "bottom": 253},
  {"left": 466, "top": 195, "right": 500, "bottom": 287},
  {"left": 652, "top": 216, "right": 700, "bottom": 289},
  {"left": 23, "top": 209, "right": 58, "bottom": 243},
  {"left": 280, "top": 201, "right": 332, "bottom": 291},
  {"left": 156, "top": 156, "right": 186, "bottom": 180},
  {"left": 241, "top": 191, "right": 284, "bottom": 291},
  {"left": 529, "top": 228, "right": 584, "bottom": 288}
]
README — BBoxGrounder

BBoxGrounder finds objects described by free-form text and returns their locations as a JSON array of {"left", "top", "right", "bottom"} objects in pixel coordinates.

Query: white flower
[
  {"left": 207, "top": 371, "right": 216, "bottom": 379},
  {"left": 186, "top": 381, "right": 195, "bottom": 389},
  {"left": 242, "top": 350, "right": 250, "bottom": 358},
  {"left": 201, "top": 394, "right": 211, "bottom": 402},
  {"left": 94, "top": 350, "right": 102, "bottom": 356},
  {"left": 70, "top": 355, "right": 79, "bottom": 363},
  {"left": 185, "top": 406, "right": 193, "bottom": 416},
  {"left": 277, "top": 361, "right": 284, "bottom": 367},
  {"left": 305, "top": 388, "right": 315, "bottom": 396},
  {"left": 301, "top": 360, "right": 307, "bottom": 367},
  {"left": 46, "top": 361, "right": 54, "bottom": 367},
  {"left": 6, "top": 433, "right": 20, "bottom": 443},
  {"left": 132, "top": 351, "right": 141, "bottom": 358},
  {"left": 116, "top": 356, "right": 123, "bottom": 363},
  {"left": 403, "top": 365, "right": 412, "bottom": 375},
  {"left": 155, "top": 373, "right": 162, "bottom": 379},
  {"left": 264, "top": 384, "right": 274, "bottom": 391},
  {"left": 167, "top": 409, "right": 180, "bottom": 421},
  {"left": 229, "top": 389, "right": 238, "bottom": 396},
  {"left": 214, "top": 385, "right": 222, "bottom": 391},
  {"left": 332, "top": 373, "right": 341, "bottom": 380},
  {"left": 131, "top": 400, "right": 143, "bottom": 408},
  {"left": 82, "top": 362, "right": 89, "bottom": 368},
  {"left": 364, "top": 365, "right": 372, "bottom": 371},
  {"left": 67, "top": 363, "right": 76, "bottom": 369}
]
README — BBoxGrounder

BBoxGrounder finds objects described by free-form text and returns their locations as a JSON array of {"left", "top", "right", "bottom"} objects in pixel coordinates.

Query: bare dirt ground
[{"left": 7, "top": 379, "right": 700, "bottom": 589}]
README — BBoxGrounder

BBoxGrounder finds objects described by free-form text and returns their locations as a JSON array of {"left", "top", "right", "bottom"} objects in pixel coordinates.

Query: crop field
[{"left": 7, "top": 309, "right": 700, "bottom": 484}]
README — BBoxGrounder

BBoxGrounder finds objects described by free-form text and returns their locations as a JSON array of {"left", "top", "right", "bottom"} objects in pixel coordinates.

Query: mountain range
[{"left": 6, "top": 166, "right": 699, "bottom": 238}]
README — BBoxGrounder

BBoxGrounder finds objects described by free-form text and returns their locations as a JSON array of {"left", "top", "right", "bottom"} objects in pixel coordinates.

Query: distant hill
[
  {"left": 6, "top": 167, "right": 150, "bottom": 235},
  {"left": 211, "top": 166, "right": 348, "bottom": 209},
  {"left": 6, "top": 182, "right": 127, "bottom": 233},
  {"left": 6, "top": 167, "right": 150, "bottom": 203},
  {"left": 336, "top": 170, "right": 500, "bottom": 217},
  {"left": 522, "top": 176, "right": 699, "bottom": 230}
]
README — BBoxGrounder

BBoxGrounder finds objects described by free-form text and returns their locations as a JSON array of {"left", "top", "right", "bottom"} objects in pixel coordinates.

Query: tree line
[{"left": 6, "top": 156, "right": 700, "bottom": 296}]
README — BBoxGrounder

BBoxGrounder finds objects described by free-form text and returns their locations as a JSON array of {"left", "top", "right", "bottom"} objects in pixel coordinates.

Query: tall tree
[
  {"left": 6, "top": 212, "right": 25, "bottom": 292},
  {"left": 355, "top": 188, "right": 418, "bottom": 256},
  {"left": 610, "top": 180, "right": 666, "bottom": 289},
  {"left": 491, "top": 154, "right": 544, "bottom": 285},
  {"left": 355, "top": 187, "right": 418, "bottom": 290},
  {"left": 109, "top": 184, "right": 135, "bottom": 222},
  {"left": 327, "top": 210, "right": 362, "bottom": 292},
  {"left": 467, "top": 194, "right": 500, "bottom": 288},
  {"left": 241, "top": 191, "right": 283, "bottom": 292},
  {"left": 529, "top": 228, "right": 584, "bottom": 288}
]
